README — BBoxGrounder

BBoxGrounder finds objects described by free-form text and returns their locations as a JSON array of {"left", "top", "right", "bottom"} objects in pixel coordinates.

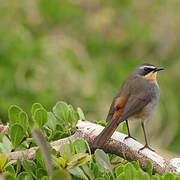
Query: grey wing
[
  {"left": 119, "top": 94, "right": 150, "bottom": 122},
  {"left": 118, "top": 77, "right": 154, "bottom": 123}
]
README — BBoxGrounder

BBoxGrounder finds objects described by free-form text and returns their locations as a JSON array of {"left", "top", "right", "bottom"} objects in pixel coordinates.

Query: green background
[{"left": 0, "top": 0, "right": 180, "bottom": 154}]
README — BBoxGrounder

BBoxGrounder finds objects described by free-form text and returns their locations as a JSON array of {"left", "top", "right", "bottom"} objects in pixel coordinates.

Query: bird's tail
[{"left": 93, "top": 118, "right": 121, "bottom": 150}]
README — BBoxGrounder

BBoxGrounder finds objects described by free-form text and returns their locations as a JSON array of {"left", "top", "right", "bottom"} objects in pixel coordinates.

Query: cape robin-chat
[{"left": 93, "top": 63, "right": 164, "bottom": 152}]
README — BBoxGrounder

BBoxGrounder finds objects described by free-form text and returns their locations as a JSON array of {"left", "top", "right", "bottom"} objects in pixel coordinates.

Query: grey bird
[{"left": 93, "top": 63, "right": 164, "bottom": 152}]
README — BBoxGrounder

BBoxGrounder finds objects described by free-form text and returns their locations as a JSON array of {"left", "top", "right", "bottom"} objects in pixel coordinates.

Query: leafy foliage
[
  {"left": 10, "top": 124, "right": 25, "bottom": 149},
  {"left": 0, "top": 101, "right": 179, "bottom": 179},
  {"left": 0, "top": 0, "right": 180, "bottom": 154}
]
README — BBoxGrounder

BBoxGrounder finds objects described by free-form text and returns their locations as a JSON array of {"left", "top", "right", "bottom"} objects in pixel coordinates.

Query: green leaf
[
  {"left": 0, "top": 143, "right": 7, "bottom": 153},
  {"left": 77, "top": 107, "right": 85, "bottom": 120},
  {"left": 93, "top": 163, "right": 102, "bottom": 178},
  {"left": 137, "top": 169, "right": 150, "bottom": 180},
  {"left": 69, "top": 167, "right": 88, "bottom": 180},
  {"left": 8, "top": 105, "right": 22, "bottom": 126},
  {"left": 22, "top": 156, "right": 37, "bottom": 174},
  {"left": 117, "top": 172, "right": 126, "bottom": 180},
  {"left": 163, "top": 172, "right": 175, "bottom": 180},
  {"left": 131, "top": 161, "right": 140, "bottom": 170},
  {"left": 81, "top": 164, "right": 94, "bottom": 180},
  {"left": 17, "top": 172, "right": 34, "bottom": 180},
  {"left": 0, "top": 136, "right": 13, "bottom": 153},
  {"left": 16, "top": 159, "right": 21, "bottom": 175},
  {"left": 146, "top": 160, "right": 153, "bottom": 176},
  {"left": 67, "top": 153, "right": 91, "bottom": 169},
  {"left": 175, "top": 176, "right": 180, "bottom": 180},
  {"left": 35, "top": 149, "right": 46, "bottom": 169},
  {"left": 152, "top": 174, "right": 163, "bottom": 180},
  {"left": 41, "top": 176, "right": 49, "bottom": 180},
  {"left": 36, "top": 168, "right": 47, "bottom": 179},
  {"left": 59, "top": 143, "right": 72, "bottom": 161},
  {"left": 58, "top": 157, "right": 67, "bottom": 168},
  {"left": 52, "top": 169, "right": 71, "bottom": 180},
  {"left": 3, "top": 172, "right": 16, "bottom": 180},
  {"left": 18, "top": 111, "right": 29, "bottom": 132},
  {"left": 3, "top": 160, "right": 16, "bottom": 170},
  {"left": 95, "top": 149, "right": 112, "bottom": 173},
  {"left": 10, "top": 124, "right": 25, "bottom": 149},
  {"left": 33, "top": 108, "right": 48, "bottom": 128},
  {"left": 115, "top": 164, "right": 124, "bottom": 177},
  {"left": 73, "top": 139, "right": 88, "bottom": 153},
  {"left": 124, "top": 162, "right": 136, "bottom": 180},
  {"left": 4, "top": 164, "right": 15, "bottom": 176},
  {"left": 0, "top": 153, "right": 7, "bottom": 171},
  {"left": 53, "top": 101, "right": 70, "bottom": 123},
  {"left": 31, "top": 103, "right": 44, "bottom": 116},
  {"left": 8, "top": 105, "right": 29, "bottom": 133},
  {"left": 69, "top": 105, "right": 79, "bottom": 126},
  {"left": 69, "top": 140, "right": 75, "bottom": 156},
  {"left": 46, "top": 112, "right": 57, "bottom": 131}
]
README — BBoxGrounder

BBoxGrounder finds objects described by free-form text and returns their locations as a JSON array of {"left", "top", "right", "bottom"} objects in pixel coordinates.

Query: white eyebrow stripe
[{"left": 139, "top": 65, "right": 156, "bottom": 69}]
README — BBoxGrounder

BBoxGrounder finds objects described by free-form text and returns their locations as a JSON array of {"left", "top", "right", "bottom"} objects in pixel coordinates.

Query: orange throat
[{"left": 143, "top": 72, "right": 158, "bottom": 84}]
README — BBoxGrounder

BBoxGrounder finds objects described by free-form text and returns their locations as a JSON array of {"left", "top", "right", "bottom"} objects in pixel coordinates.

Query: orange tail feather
[{"left": 93, "top": 118, "right": 121, "bottom": 149}]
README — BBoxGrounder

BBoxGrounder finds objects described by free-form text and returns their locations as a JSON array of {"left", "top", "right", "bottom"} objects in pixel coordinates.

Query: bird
[{"left": 93, "top": 63, "right": 164, "bottom": 152}]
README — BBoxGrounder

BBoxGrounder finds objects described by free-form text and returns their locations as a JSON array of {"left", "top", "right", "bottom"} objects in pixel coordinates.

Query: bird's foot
[
  {"left": 124, "top": 135, "right": 136, "bottom": 141},
  {"left": 138, "top": 144, "right": 155, "bottom": 153}
]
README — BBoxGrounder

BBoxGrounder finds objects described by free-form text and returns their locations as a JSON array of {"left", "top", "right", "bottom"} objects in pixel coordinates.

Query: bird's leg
[
  {"left": 124, "top": 120, "right": 136, "bottom": 140},
  {"left": 138, "top": 121, "right": 155, "bottom": 152}
]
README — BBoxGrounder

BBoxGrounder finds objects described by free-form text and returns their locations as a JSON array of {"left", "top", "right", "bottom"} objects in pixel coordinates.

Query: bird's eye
[
  {"left": 144, "top": 67, "right": 149, "bottom": 71},
  {"left": 143, "top": 67, "right": 155, "bottom": 73}
]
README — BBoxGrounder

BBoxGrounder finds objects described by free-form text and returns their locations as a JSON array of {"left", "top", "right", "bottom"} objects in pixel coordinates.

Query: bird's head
[{"left": 133, "top": 63, "right": 164, "bottom": 81}]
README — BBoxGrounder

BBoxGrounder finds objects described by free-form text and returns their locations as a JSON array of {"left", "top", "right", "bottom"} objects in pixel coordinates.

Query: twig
[{"left": 3, "top": 120, "right": 180, "bottom": 175}]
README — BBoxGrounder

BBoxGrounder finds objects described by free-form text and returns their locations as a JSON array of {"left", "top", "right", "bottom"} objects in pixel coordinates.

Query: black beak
[{"left": 154, "top": 67, "right": 164, "bottom": 72}]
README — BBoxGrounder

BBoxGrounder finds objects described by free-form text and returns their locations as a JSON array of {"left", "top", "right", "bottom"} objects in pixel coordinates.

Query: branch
[
  {"left": 76, "top": 121, "right": 180, "bottom": 175},
  {"left": 6, "top": 132, "right": 79, "bottom": 162},
  {"left": 4, "top": 120, "right": 180, "bottom": 175}
]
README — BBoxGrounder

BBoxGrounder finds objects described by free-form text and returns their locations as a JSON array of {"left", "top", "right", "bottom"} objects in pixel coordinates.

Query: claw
[
  {"left": 124, "top": 135, "right": 136, "bottom": 141},
  {"left": 138, "top": 144, "right": 155, "bottom": 153}
]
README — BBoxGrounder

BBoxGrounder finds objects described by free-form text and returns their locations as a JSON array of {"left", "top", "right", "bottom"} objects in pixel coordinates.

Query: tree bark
[{"left": 3, "top": 120, "right": 180, "bottom": 175}]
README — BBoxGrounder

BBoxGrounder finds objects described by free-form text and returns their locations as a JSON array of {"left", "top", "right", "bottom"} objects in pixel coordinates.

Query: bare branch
[
  {"left": 76, "top": 121, "right": 180, "bottom": 175},
  {"left": 6, "top": 132, "right": 79, "bottom": 162},
  {"left": 3, "top": 120, "right": 180, "bottom": 175}
]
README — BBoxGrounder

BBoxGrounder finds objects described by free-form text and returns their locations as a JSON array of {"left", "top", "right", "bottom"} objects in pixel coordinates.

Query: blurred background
[{"left": 0, "top": 0, "right": 180, "bottom": 154}]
